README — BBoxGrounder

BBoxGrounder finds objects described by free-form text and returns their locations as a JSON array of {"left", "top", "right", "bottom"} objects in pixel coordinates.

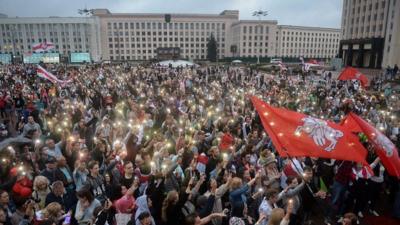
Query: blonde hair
[
  {"left": 161, "top": 190, "right": 179, "bottom": 222},
  {"left": 33, "top": 176, "right": 49, "bottom": 191},
  {"left": 267, "top": 208, "right": 285, "bottom": 225},
  {"left": 42, "top": 202, "right": 62, "bottom": 221},
  {"left": 230, "top": 177, "right": 243, "bottom": 191}
]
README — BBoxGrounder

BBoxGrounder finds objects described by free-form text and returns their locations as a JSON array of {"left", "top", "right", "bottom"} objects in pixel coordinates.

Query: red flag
[
  {"left": 341, "top": 115, "right": 363, "bottom": 133},
  {"left": 338, "top": 67, "right": 369, "bottom": 88},
  {"left": 251, "top": 96, "right": 369, "bottom": 165},
  {"left": 347, "top": 112, "right": 400, "bottom": 177},
  {"left": 219, "top": 133, "right": 234, "bottom": 151}
]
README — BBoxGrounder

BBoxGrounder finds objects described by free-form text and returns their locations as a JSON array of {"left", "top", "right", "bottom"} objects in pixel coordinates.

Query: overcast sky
[{"left": 0, "top": 0, "right": 343, "bottom": 28}]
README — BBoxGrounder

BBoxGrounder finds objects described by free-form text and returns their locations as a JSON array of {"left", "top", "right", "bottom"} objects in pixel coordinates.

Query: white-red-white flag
[
  {"left": 278, "top": 62, "right": 287, "bottom": 71},
  {"left": 32, "top": 41, "right": 55, "bottom": 53},
  {"left": 37, "top": 65, "right": 72, "bottom": 85}
]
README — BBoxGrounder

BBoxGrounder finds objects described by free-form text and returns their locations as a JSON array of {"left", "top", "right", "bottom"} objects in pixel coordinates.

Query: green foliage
[{"left": 207, "top": 34, "right": 217, "bottom": 62}]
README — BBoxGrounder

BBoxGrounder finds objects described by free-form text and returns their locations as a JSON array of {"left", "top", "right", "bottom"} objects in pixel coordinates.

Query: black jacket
[
  {"left": 45, "top": 191, "right": 77, "bottom": 212},
  {"left": 40, "top": 168, "right": 67, "bottom": 185}
]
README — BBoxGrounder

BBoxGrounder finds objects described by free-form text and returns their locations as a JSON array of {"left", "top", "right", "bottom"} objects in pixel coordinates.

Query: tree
[
  {"left": 207, "top": 34, "right": 217, "bottom": 62},
  {"left": 230, "top": 45, "right": 237, "bottom": 56}
]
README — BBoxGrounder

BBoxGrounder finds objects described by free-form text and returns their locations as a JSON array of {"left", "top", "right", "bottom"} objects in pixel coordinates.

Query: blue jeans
[
  {"left": 331, "top": 181, "right": 349, "bottom": 217},
  {"left": 331, "top": 181, "right": 347, "bottom": 205}
]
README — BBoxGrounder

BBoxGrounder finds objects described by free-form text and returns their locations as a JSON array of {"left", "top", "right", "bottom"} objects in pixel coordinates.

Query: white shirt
[{"left": 258, "top": 198, "right": 277, "bottom": 225}]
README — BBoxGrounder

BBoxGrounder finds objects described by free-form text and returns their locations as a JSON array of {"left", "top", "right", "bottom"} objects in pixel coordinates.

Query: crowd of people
[{"left": 0, "top": 62, "right": 398, "bottom": 225}]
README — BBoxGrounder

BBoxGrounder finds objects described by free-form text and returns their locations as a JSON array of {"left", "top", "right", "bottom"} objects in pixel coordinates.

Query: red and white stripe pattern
[
  {"left": 352, "top": 166, "right": 372, "bottom": 180},
  {"left": 300, "top": 57, "right": 320, "bottom": 72},
  {"left": 37, "top": 65, "right": 72, "bottom": 85},
  {"left": 278, "top": 62, "right": 287, "bottom": 71},
  {"left": 32, "top": 41, "right": 55, "bottom": 53}
]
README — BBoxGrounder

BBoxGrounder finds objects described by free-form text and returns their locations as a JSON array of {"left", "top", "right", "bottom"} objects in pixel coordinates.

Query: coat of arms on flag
[{"left": 295, "top": 116, "right": 344, "bottom": 151}]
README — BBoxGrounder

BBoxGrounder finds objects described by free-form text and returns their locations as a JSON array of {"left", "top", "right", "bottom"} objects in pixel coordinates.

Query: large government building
[
  {"left": 0, "top": 14, "right": 102, "bottom": 62},
  {"left": 0, "top": 9, "right": 341, "bottom": 63},
  {"left": 339, "top": 0, "right": 400, "bottom": 69}
]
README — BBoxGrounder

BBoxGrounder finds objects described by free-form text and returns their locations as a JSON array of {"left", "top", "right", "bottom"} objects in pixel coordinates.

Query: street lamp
[
  {"left": 78, "top": 8, "right": 95, "bottom": 62},
  {"left": 252, "top": 10, "right": 268, "bottom": 64}
]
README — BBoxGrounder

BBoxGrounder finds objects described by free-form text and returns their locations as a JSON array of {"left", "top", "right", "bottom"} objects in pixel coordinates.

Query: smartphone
[{"left": 63, "top": 215, "right": 71, "bottom": 224}]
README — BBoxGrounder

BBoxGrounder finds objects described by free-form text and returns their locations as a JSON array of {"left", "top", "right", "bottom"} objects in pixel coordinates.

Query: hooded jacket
[{"left": 135, "top": 195, "right": 156, "bottom": 225}]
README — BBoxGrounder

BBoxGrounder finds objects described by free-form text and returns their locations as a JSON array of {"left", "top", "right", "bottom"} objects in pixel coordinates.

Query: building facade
[
  {"left": 93, "top": 9, "right": 238, "bottom": 61},
  {"left": 276, "top": 25, "right": 341, "bottom": 59},
  {"left": 0, "top": 16, "right": 102, "bottom": 62},
  {"left": 0, "top": 9, "right": 342, "bottom": 62},
  {"left": 339, "top": 0, "right": 400, "bottom": 69},
  {"left": 231, "top": 20, "right": 279, "bottom": 58}
]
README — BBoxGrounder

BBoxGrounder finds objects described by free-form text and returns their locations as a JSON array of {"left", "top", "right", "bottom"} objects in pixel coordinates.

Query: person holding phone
[
  {"left": 74, "top": 188, "right": 101, "bottom": 225},
  {"left": 91, "top": 198, "right": 114, "bottom": 225}
]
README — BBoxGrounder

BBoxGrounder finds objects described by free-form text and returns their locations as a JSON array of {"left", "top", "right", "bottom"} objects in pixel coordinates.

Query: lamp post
[
  {"left": 252, "top": 10, "right": 268, "bottom": 64},
  {"left": 78, "top": 8, "right": 95, "bottom": 62}
]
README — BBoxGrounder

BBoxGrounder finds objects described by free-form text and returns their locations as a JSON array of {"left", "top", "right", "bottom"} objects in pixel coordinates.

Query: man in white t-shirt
[{"left": 258, "top": 189, "right": 280, "bottom": 225}]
